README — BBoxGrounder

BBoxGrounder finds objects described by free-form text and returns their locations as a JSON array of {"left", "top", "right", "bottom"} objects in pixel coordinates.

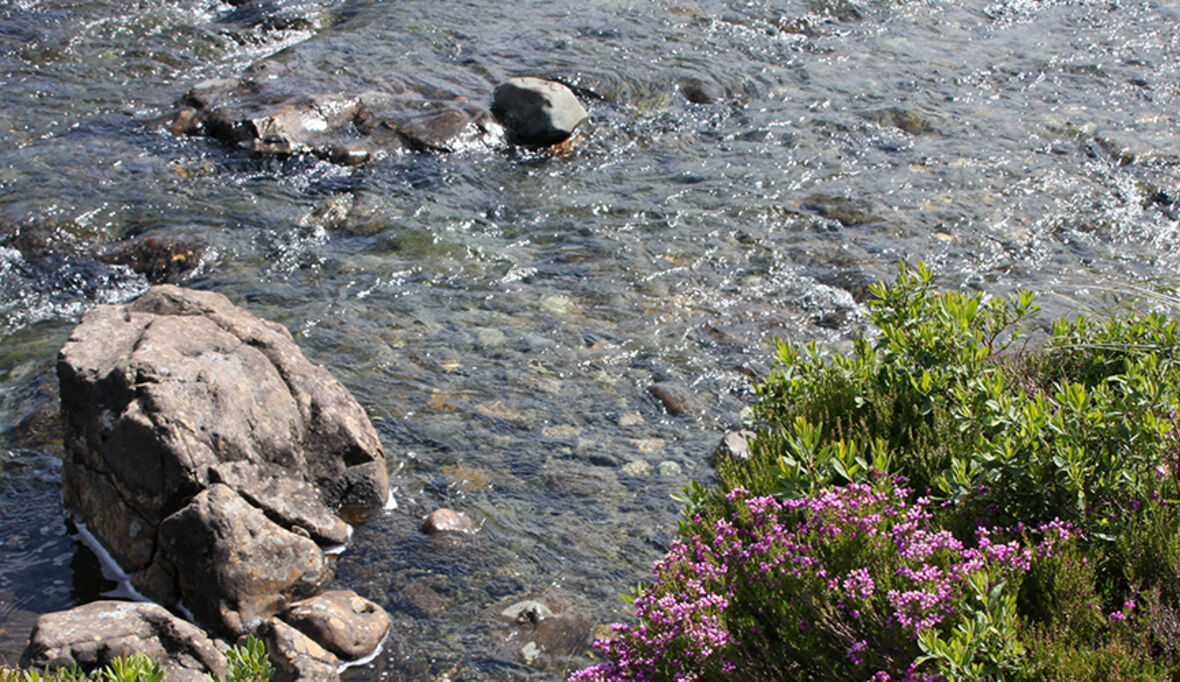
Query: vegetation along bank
[{"left": 572, "top": 263, "right": 1180, "bottom": 680}]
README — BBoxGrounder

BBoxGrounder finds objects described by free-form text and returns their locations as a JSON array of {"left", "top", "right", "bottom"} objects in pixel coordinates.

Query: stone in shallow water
[
  {"left": 712, "top": 429, "right": 756, "bottom": 465},
  {"left": 171, "top": 60, "right": 496, "bottom": 163},
  {"left": 399, "top": 581, "right": 446, "bottom": 619},
  {"left": 678, "top": 77, "right": 725, "bottom": 104},
  {"left": 97, "top": 233, "right": 207, "bottom": 285},
  {"left": 647, "top": 381, "right": 700, "bottom": 417},
  {"left": 421, "top": 508, "right": 477, "bottom": 535},
  {"left": 493, "top": 590, "right": 592, "bottom": 668},
  {"left": 282, "top": 590, "right": 390, "bottom": 660},
  {"left": 491, "top": 78, "right": 589, "bottom": 147}
]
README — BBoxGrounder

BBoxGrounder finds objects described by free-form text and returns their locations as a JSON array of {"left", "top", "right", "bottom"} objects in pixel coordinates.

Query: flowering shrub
[
  {"left": 571, "top": 480, "right": 1070, "bottom": 681},
  {"left": 573, "top": 265, "right": 1180, "bottom": 680}
]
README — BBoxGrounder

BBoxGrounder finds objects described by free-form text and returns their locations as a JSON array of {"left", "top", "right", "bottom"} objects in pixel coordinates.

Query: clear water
[{"left": 1, "top": 0, "right": 1179, "bottom": 677}]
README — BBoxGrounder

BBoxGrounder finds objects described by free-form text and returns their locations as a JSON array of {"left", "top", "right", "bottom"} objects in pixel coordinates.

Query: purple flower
[{"left": 570, "top": 480, "right": 1068, "bottom": 681}]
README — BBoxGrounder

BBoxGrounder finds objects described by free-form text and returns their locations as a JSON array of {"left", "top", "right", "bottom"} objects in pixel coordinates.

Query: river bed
[{"left": 1, "top": 0, "right": 1178, "bottom": 678}]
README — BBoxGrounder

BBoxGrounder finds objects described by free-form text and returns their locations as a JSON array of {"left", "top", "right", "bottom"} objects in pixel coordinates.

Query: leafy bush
[
  {"left": 723, "top": 262, "right": 1180, "bottom": 539},
  {"left": 573, "top": 263, "right": 1180, "bottom": 680}
]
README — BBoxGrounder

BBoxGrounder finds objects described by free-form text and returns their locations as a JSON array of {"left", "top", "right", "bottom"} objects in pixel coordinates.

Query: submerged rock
[
  {"left": 97, "top": 234, "right": 207, "bottom": 285},
  {"left": 491, "top": 78, "right": 589, "bottom": 147},
  {"left": 647, "top": 381, "right": 700, "bottom": 417},
  {"left": 492, "top": 590, "right": 592, "bottom": 669},
  {"left": 421, "top": 508, "right": 477, "bottom": 535},
  {"left": 398, "top": 581, "right": 446, "bottom": 619},
  {"left": 801, "top": 193, "right": 881, "bottom": 227},
  {"left": 171, "top": 60, "right": 496, "bottom": 163},
  {"left": 678, "top": 78, "right": 725, "bottom": 105},
  {"left": 20, "top": 601, "right": 228, "bottom": 681},
  {"left": 862, "top": 107, "right": 933, "bottom": 135}
]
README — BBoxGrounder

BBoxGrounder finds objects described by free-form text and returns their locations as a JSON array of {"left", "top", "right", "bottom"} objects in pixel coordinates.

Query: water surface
[{"left": 1, "top": 0, "right": 1179, "bottom": 677}]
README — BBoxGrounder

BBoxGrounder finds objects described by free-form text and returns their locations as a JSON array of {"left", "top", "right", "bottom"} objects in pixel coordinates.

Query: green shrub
[
  {"left": 717, "top": 262, "right": 1180, "bottom": 544},
  {"left": 573, "top": 263, "right": 1180, "bottom": 680}
]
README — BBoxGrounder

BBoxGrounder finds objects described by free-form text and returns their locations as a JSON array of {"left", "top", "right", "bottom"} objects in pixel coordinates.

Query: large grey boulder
[
  {"left": 56, "top": 284, "right": 388, "bottom": 640},
  {"left": 20, "top": 601, "right": 229, "bottom": 681},
  {"left": 491, "top": 77, "right": 589, "bottom": 147}
]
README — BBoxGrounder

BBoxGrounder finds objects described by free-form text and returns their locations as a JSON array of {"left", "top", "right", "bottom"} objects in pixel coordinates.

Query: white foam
[
  {"left": 384, "top": 490, "right": 398, "bottom": 511},
  {"left": 71, "top": 519, "right": 152, "bottom": 604},
  {"left": 336, "top": 632, "right": 387, "bottom": 673}
]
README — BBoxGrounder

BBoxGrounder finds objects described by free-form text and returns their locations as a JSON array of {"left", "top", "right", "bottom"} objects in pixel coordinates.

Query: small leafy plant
[{"left": 207, "top": 636, "right": 273, "bottom": 682}]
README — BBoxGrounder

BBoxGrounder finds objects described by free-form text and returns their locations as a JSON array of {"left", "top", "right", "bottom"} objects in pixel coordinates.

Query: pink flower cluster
[{"left": 570, "top": 481, "right": 1072, "bottom": 681}]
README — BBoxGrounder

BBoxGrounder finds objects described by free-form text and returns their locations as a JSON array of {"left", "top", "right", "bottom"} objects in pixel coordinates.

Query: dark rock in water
[
  {"left": 678, "top": 78, "right": 725, "bottom": 105},
  {"left": 647, "top": 381, "right": 700, "bottom": 417},
  {"left": 155, "top": 484, "right": 329, "bottom": 636},
  {"left": 98, "top": 233, "right": 206, "bottom": 284},
  {"left": 491, "top": 77, "right": 589, "bottom": 147},
  {"left": 862, "top": 107, "right": 933, "bottom": 135},
  {"left": 2, "top": 372, "right": 60, "bottom": 450},
  {"left": 281, "top": 590, "right": 390, "bottom": 660},
  {"left": 171, "top": 60, "right": 495, "bottom": 163},
  {"left": 257, "top": 617, "right": 341, "bottom": 682},
  {"left": 55, "top": 285, "right": 388, "bottom": 640},
  {"left": 217, "top": 0, "right": 339, "bottom": 33},
  {"left": 421, "top": 508, "right": 476, "bottom": 535},
  {"left": 493, "top": 590, "right": 592, "bottom": 668},
  {"left": 0, "top": 592, "right": 40, "bottom": 668},
  {"left": 801, "top": 193, "right": 881, "bottom": 227},
  {"left": 501, "top": 599, "right": 554, "bottom": 624},
  {"left": 20, "top": 601, "right": 229, "bottom": 681},
  {"left": 398, "top": 581, "right": 446, "bottom": 619}
]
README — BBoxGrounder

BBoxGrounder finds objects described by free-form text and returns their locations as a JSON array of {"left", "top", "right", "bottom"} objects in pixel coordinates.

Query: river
[{"left": 1, "top": 0, "right": 1178, "bottom": 678}]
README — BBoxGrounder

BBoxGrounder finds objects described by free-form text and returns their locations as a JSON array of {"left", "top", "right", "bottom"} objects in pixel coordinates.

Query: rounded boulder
[{"left": 491, "top": 78, "right": 589, "bottom": 147}]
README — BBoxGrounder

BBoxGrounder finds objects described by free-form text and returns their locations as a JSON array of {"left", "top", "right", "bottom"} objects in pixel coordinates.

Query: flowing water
[{"left": 1, "top": 0, "right": 1179, "bottom": 677}]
